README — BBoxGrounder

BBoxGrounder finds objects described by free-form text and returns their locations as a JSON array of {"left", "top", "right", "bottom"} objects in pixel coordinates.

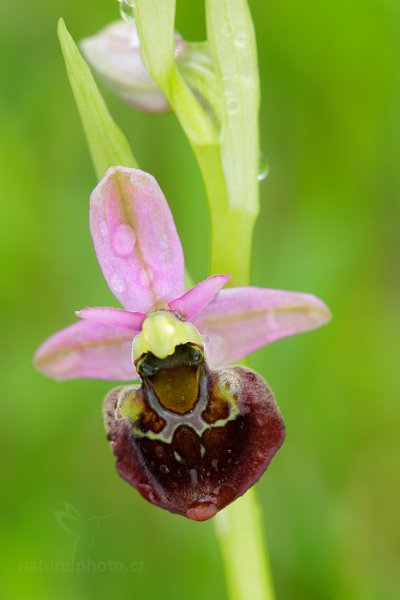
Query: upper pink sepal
[
  {"left": 195, "top": 287, "right": 331, "bottom": 367},
  {"left": 76, "top": 307, "right": 145, "bottom": 332},
  {"left": 34, "top": 320, "right": 138, "bottom": 381},
  {"left": 90, "top": 167, "right": 185, "bottom": 313},
  {"left": 169, "top": 274, "right": 231, "bottom": 320}
]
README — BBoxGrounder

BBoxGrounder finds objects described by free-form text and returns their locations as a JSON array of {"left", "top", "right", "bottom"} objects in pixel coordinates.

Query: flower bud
[{"left": 80, "top": 20, "right": 186, "bottom": 113}]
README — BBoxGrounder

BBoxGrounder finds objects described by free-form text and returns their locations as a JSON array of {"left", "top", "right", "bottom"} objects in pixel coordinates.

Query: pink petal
[
  {"left": 34, "top": 320, "right": 138, "bottom": 381},
  {"left": 169, "top": 274, "right": 231, "bottom": 320},
  {"left": 76, "top": 307, "right": 145, "bottom": 332},
  {"left": 90, "top": 167, "right": 184, "bottom": 312},
  {"left": 195, "top": 287, "right": 331, "bottom": 367}
]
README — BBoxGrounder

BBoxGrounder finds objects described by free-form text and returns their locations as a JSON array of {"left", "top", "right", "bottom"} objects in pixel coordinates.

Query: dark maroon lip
[{"left": 104, "top": 347, "right": 285, "bottom": 521}]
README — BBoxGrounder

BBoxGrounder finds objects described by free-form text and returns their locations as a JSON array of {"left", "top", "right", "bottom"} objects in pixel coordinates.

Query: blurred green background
[{"left": 1, "top": 0, "right": 399, "bottom": 598}]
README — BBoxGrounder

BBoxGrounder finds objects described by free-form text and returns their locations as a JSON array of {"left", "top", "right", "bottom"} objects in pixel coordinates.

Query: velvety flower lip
[
  {"left": 34, "top": 166, "right": 331, "bottom": 381},
  {"left": 104, "top": 363, "right": 286, "bottom": 521}
]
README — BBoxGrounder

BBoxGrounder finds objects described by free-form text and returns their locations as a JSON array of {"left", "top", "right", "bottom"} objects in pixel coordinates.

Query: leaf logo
[{"left": 54, "top": 501, "right": 113, "bottom": 561}]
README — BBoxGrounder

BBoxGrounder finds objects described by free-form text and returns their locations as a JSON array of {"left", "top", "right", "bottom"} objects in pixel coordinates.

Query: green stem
[
  {"left": 134, "top": 2, "right": 275, "bottom": 597},
  {"left": 195, "top": 146, "right": 256, "bottom": 285},
  {"left": 210, "top": 165, "right": 276, "bottom": 600},
  {"left": 214, "top": 489, "right": 276, "bottom": 600},
  {"left": 204, "top": 2, "right": 276, "bottom": 593}
]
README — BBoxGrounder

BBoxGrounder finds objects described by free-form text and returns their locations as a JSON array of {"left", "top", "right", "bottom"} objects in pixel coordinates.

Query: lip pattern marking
[{"left": 104, "top": 344, "right": 285, "bottom": 520}]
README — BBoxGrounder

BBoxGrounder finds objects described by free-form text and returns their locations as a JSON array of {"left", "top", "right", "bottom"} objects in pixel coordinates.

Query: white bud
[{"left": 80, "top": 20, "right": 185, "bottom": 113}]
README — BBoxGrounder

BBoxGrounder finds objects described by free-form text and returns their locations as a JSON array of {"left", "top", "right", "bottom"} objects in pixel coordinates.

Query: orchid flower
[
  {"left": 80, "top": 20, "right": 185, "bottom": 113},
  {"left": 34, "top": 166, "right": 330, "bottom": 520}
]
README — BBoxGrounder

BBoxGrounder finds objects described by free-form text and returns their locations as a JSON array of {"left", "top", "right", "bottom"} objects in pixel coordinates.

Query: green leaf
[
  {"left": 57, "top": 18, "right": 138, "bottom": 180},
  {"left": 206, "top": 0, "right": 260, "bottom": 216},
  {"left": 133, "top": 0, "right": 176, "bottom": 84},
  {"left": 134, "top": 1, "right": 216, "bottom": 146},
  {"left": 178, "top": 42, "right": 221, "bottom": 122}
]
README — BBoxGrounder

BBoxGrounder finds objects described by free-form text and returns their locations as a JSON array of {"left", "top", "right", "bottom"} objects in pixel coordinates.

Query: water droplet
[
  {"left": 99, "top": 221, "right": 108, "bottom": 240},
  {"left": 221, "top": 23, "right": 234, "bottom": 37},
  {"left": 174, "top": 451, "right": 183, "bottom": 463},
  {"left": 118, "top": 0, "right": 135, "bottom": 22},
  {"left": 187, "top": 501, "right": 218, "bottom": 521},
  {"left": 112, "top": 223, "right": 136, "bottom": 257},
  {"left": 189, "top": 468, "right": 198, "bottom": 486},
  {"left": 234, "top": 30, "right": 248, "bottom": 48},
  {"left": 227, "top": 98, "right": 240, "bottom": 114},
  {"left": 110, "top": 274, "right": 125, "bottom": 294},
  {"left": 160, "top": 464, "right": 169, "bottom": 474},
  {"left": 139, "top": 269, "right": 153, "bottom": 288},
  {"left": 257, "top": 152, "right": 270, "bottom": 181},
  {"left": 155, "top": 445, "right": 164, "bottom": 458},
  {"left": 174, "top": 35, "right": 186, "bottom": 60}
]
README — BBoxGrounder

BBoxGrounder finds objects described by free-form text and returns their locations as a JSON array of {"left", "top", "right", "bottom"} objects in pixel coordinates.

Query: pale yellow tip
[{"left": 132, "top": 311, "right": 203, "bottom": 362}]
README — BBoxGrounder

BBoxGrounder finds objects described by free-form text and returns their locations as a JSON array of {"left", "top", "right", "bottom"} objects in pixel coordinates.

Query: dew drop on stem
[
  {"left": 257, "top": 152, "right": 270, "bottom": 181},
  {"left": 234, "top": 30, "right": 248, "bottom": 48},
  {"left": 118, "top": 0, "right": 135, "bottom": 22}
]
